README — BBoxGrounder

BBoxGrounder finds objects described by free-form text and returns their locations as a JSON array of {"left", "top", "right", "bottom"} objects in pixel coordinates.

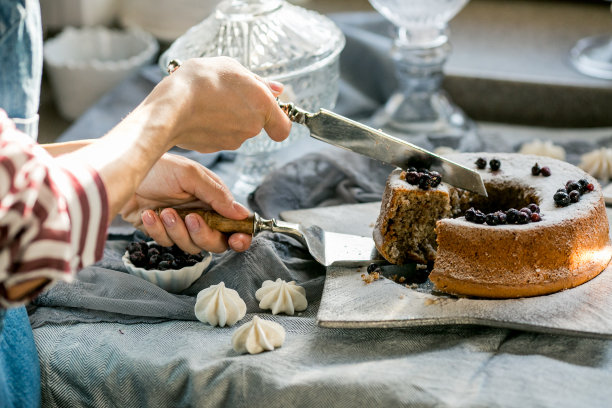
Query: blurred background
[{"left": 37, "top": 0, "right": 612, "bottom": 144}]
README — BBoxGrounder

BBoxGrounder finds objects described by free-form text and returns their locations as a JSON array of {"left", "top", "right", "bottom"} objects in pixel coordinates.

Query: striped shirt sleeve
[{"left": 0, "top": 115, "right": 109, "bottom": 307}]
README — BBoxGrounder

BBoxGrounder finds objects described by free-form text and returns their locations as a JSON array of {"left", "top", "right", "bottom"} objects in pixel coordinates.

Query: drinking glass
[
  {"left": 368, "top": 0, "right": 475, "bottom": 147},
  {"left": 570, "top": 2, "right": 612, "bottom": 80}
]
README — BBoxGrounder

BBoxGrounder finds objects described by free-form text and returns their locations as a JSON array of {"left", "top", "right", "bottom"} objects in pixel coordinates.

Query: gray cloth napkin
[
  {"left": 29, "top": 231, "right": 324, "bottom": 328},
  {"left": 31, "top": 11, "right": 612, "bottom": 330}
]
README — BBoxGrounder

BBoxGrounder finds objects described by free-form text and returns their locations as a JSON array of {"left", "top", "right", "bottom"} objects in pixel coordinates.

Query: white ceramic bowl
[
  {"left": 43, "top": 26, "right": 158, "bottom": 120},
  {"left": 122, "top": 244, "right": 212, "bottom": 293}
]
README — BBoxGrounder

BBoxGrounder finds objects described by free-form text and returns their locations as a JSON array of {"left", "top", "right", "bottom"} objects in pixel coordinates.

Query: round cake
[{"left": 373, "top": 152, "right": 612, "bottom": 298}]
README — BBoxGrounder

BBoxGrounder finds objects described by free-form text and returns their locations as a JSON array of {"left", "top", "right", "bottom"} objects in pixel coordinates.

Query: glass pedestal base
[
  {"left": 370, "top": 89, "right": 480, "bottom": 151},
  {"left": 231, "top": 151, "right": 278, "bottom": 204}
]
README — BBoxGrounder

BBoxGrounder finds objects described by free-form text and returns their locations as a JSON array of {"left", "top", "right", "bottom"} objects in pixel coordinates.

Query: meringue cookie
[
  {"left": 194, "top": 282, "right": 247, "bottom": 327},
  {"left": 518, "top": 139, "right": 566, "bottom": 161},
  {"left": 579, "top": 147, "right": 612, "bottom": 181},
  {"left": 433, "top": 146, "right": 457, "bottom": 156},
  {"left": 232, "top": 316, "right": 286, "bottom": 354},
  {"left": 255, "top": 278, "right": 307, "bottom": 315}
]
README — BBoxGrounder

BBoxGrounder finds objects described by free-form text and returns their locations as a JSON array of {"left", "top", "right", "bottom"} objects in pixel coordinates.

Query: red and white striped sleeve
[{"left": 0, "top": 113, "right": 109, "bottom": 307}]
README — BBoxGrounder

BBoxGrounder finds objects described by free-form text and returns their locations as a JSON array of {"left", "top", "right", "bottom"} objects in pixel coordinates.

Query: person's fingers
[
  {"left": 264, "top": 102, "right": 292, "bottom": 142},
  {"left": 253, "top": 74, "right": 284, "bottom": 97},
  {"left": 141, "top": 209, "right": 174, "bottom": 247},
  {"left": 195, "top": 166, "right": 251, "bottom": 221},
  {"left": 228, "top": 233, "right": 252, "bottom": 252},
  {"left": 158, "top": 208, "right": 206, "bottom": 254},
  {"left": 185, "top": 213, "right": 230, "bottom": 253},
  {"left": 267, "top": 80, "right": 284, "bottom": 97}
]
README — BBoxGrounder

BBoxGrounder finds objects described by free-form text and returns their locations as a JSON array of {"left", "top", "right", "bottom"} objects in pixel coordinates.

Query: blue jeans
[
  {"left": 0, "top": 1, "right": 43, "bottom": 407},
  {"left": 0, "top": 0, "right": 42, "bottom": 140}
]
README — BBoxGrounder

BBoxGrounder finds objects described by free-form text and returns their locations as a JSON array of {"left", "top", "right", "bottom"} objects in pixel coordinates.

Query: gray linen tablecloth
[{"left": 30, "top": 12, "right": 612, "bottom": 408}]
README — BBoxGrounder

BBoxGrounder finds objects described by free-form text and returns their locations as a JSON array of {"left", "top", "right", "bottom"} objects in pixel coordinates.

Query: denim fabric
[
  {"left": 0, "top": 307, "right": 41, "bottom": 408},
  {"left": 0, "top": 1, "right": 43, "bottom": 407},
  {"left": 0, "top": 0, "right": 42, "bottom": 139}
]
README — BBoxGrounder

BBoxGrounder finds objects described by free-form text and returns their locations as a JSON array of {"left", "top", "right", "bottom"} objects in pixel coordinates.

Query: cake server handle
[{"left": 154, "top": 208, "right": 325, "bottom": 264}]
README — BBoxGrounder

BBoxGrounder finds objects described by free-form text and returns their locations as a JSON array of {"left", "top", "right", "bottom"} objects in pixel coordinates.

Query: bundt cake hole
[{"left": 458, "top": 182, "right": 539, "bottom": 216}]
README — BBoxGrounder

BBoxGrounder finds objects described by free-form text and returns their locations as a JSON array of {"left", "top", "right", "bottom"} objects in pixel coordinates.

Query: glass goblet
[
  {"left": 368, "top": 0, "right": 476, "bottom": 148},
  {"left": 570, "top": 1, "right": 612, "bottom": 80}
]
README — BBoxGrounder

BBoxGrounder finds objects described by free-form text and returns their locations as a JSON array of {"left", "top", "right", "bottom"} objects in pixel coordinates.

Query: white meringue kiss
[
  {"left": 255, "top": 278, "right": 307, "bottom": 315},
  {"left": 194, "top": 282, "right": 246, "bottom": 327},
  {"left": 231, "top": 316, "right": 286, "bottom": 354},
  {"left": 519, "top": 139, "right": 566, "bottom": 161},
  {"left": 580, "top": 147, "right": 612, "bottom": 181}
]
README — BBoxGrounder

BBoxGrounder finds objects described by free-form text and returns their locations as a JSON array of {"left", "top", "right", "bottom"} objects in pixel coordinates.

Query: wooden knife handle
[{"left": 156, "top": 208, "right": 254, "bottom": 235}]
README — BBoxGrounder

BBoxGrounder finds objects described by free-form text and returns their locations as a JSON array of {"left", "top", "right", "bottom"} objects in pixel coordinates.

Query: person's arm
[
  {"left": 42, "top": 140, "right": 93, "bottom": 156},
  {"left": 2, "top": 57, "right": 291, "bottom": 304},
  {"left": 0, "top": 114, "right": 108, "bottom": 306}
]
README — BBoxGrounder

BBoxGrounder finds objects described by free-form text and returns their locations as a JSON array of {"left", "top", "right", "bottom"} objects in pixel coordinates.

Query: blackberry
[
  {"left": 531, "top": 163, "right": 541, "bottom": 176},
  {"left": 148, "top": 254, "right": 160, "bottom": 268},
  {"left": 147, "top": 247, "right": 160, "bottom": 258},
  {"left": 519, "top": 207, "right": 533, "bottom": 218},
  {"left": 465, "top": 208, "right": 477, "bottom": 222},
  {"left": 129, "top": 251, "right": 146, "bottom": 267},
  {"left": 569, "top": 190, "right": 580, "bottom": 203},
  {"left": 157, "top": 260, "right": 171, "bottom": 270},
  {"left": 161, "top": 252, "right": 175, "bottom": 262},
  {"left": 496, "top": 211, "right": 507, "bottom": 224},
  {"left": 407, "top": 167, "right": 417, "bottom": 172},
  {"left": 577, "top": 179, "right": 589, "bottom": 193},
  {"left": 540, "top": 166, "right": 551, "bottom": 177},
  {"left": 506, "top": 209, "right": 521, "bottom": 224},
  {"left": 566, "top": 181, "right": 581, "bottom": 193},
  {"left": 475, "top": 157, "right": 487, "bottom": 169},
  {"left": 557, "top": 188, "right": 567, "bottom": 194},
  {"left": 367, "top": 263, "right": 380, "bottom": 274},
  {"left": 150, "top": 243, "right": 163, "bottom": 252},
  {"left": 126, "top": 242, "right": 142, "bottom": 254},
  {"left": 405, "top": 171, "right": 420, "bottom": 185},
  {"left": 516, "top": 211, "right": 530, "bottom": 224},
  {"left": 418, "top": 174, "right": 431, "bottom": 190},
  {"left": 489, "top": 159, "right": 501, "bottom": 171},
  {"left": 473, "top": 211, "right": 486, "bottom": 224},
  {"left": 527, "top": 203, "right": 540, "bottom": 214},
  {"left": 553, "top": 191, "right": 570, "bottom": 207},
  {"left": 429, "top": 171, "right": 442, "bottom": 188},
  {"left": 485, "top": 213, "right": 500, "bottom": 226}
]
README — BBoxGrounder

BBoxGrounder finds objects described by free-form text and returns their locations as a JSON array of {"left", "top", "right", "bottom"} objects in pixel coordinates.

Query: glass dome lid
[{"left": 159, "top": 0, "right": 345, "bottom": 80}]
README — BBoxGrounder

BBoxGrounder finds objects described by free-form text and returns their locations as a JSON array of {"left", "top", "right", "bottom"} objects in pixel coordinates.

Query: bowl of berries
[{"left": 122, "top": 241, "right": 212, "bottom": 292}]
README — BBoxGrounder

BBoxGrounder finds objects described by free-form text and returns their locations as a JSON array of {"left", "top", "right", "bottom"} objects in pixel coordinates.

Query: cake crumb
[
  {"left": 424, "top": 298, "right": 435, "bottom": 305},
  {"left": 361, "top": 271, "right": 381, "bottom": 284},
  {"left": 399, "top": 294, "right": 405, "bottom": 299}
]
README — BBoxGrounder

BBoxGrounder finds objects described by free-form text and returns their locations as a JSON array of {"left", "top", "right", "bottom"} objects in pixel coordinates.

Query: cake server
[
  {"left": 279, "top": 102, "right": 487, "bottom": 196},
  {"left": 160, "top": 209, "right": 376, "bottom": 267}
]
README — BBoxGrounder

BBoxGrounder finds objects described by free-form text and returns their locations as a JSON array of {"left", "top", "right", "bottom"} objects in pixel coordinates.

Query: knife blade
[{"left": 280, "top": 103, "right": 487, "bottom": 196}]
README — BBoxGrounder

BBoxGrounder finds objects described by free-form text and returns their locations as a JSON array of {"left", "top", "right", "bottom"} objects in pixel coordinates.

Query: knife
[{"left": 279, "top": 102, "right": 487, "bottom": 196}]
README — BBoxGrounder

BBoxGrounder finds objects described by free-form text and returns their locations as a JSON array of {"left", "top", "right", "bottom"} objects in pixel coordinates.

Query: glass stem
[{"left": 392, "top": 27, "right": 451, "bottom": 96}]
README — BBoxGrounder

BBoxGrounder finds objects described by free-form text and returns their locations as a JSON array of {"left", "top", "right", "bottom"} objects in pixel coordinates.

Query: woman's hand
[
  {"left": 138, "top": 56, "right": 293, "bottom": 153},
  {"left": 119, "top": 153, "right": 252, "bottom": 254}
]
